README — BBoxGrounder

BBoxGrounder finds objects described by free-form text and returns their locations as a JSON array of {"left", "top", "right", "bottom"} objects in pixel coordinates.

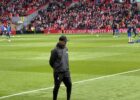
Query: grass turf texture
[{"left": 0, "top": 34, "right": 140, "bottom": 100}]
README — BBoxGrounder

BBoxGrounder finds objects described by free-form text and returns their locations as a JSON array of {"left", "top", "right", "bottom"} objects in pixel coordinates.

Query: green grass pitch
[{"left": 0, "top": 34, "right": 140, "bottom": 100}]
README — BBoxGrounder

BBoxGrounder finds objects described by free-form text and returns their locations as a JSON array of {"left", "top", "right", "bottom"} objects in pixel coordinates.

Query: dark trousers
[
  {"left": 112, "top": 28, "right": 115, "bottom": 35},
  {"left": 132, "top": 27, "right": 137, "bottom": 37},
  {"left": 1, "top": 31, "right": 5, "bottom": 35},
  {"left": 62, "top": 30, "right": 64, "bottom": 34},
  {"left": 53, "top": 72, "right": 72, "bottom": 100},
  {"left": 6, "top": 32, "right": 10, "bottom": 38}
]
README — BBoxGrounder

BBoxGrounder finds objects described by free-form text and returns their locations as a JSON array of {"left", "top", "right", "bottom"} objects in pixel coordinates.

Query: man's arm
[{"left": 49, "top": 49, "right": 57, "bottom": 68}]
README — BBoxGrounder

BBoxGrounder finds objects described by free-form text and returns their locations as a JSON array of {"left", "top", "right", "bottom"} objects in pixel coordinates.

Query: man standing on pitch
[{"left": 49, "top": 35, "right": 72, "bottom": 100}]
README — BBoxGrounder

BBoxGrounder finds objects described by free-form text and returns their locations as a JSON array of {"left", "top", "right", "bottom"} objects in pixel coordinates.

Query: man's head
[
  {"left": 57, "top": 35, "right": 68, "bottom": 48},
  {"left": 59, "top": 35, "right": 68, "bottom": 43}
]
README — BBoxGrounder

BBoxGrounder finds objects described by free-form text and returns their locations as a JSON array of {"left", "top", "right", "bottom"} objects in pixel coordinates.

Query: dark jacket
[{"left": 49, "top": 42, "right": 69, "bottom": 73}]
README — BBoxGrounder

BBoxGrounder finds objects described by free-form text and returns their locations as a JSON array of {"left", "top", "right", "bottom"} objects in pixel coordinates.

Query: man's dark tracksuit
[{"left": 49, "top": 42, "right": 72, "bottom": 100}]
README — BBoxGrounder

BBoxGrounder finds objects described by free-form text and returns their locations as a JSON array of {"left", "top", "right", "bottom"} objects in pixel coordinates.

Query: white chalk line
[{"left": 0, "top": 68, "right": 140, "bottom": 99}]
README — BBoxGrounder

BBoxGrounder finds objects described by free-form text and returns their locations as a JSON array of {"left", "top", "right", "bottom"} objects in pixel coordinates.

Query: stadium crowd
[
  {"left": 28, "top": 0, "right": 139, "bottom": 31},
  {"left": 0, "top": 0, "right": 139, "bottom": 31},
  {"left": 0, "top": 0, "right": 48, "bottom": 23}
]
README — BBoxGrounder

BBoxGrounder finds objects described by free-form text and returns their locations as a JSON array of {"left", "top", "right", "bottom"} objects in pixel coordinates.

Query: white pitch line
[{"left": 0, "top": 68, "right": 140, "bottom": 99}]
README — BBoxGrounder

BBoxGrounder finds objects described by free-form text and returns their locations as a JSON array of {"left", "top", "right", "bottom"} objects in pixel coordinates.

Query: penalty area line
[{"left": 0, "top": 68, "right": 140, "bottom": 99}]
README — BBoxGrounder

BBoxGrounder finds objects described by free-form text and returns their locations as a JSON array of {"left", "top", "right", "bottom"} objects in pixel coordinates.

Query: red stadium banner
[{"left": 44, "top": 28, "right": 140, "bottom": 34}]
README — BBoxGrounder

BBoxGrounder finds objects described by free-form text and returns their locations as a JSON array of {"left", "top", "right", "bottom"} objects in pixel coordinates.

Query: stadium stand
[
  {"left": 0, "top": 0, "right": 48, "bottom": 17},
  {"left": 27, "top": 0, "right": 138, "bottom": 31},
  {"left": 0, "top": 0, "right": 49, "bottom": 32},
  {"left": 0, "top": 0, "right": 139, "bottom": 32}
]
